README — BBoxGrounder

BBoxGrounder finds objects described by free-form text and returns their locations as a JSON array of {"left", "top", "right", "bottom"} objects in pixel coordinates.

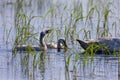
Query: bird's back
[
  {"left": 13, "top": 45, "right": 44, "bottom": 51},
  {"left": 86, "top": 37, "right": 120, "bottom": 52}
]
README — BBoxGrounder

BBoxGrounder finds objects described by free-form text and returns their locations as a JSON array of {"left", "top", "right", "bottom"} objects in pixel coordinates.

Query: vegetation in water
[{"left": 1, "top": 0, "right": 119, "bottom": 80}]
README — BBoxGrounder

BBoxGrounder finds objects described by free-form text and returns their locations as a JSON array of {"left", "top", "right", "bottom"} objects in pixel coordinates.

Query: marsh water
[{"left": 0, "top": 0, "right": 120, "bottom": 80}]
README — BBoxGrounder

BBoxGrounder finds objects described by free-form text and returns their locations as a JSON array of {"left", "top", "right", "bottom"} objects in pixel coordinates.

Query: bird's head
[
  {"left": 40, "top": 29, "right": 52, "bottom": 39},
  {"left": 57, "top": 39, "right": 68, "bottom": 52},
  {"left": 39, "top": 29, "right": 52, "bottom": 46}
]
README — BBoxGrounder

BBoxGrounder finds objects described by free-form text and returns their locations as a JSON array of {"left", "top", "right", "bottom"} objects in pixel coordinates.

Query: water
[
  {"left": 0, "top": 0, "right": 119, "bottom": 80},
  {"left": 0, "top": 50, "right": 118, "bottom": 80}
]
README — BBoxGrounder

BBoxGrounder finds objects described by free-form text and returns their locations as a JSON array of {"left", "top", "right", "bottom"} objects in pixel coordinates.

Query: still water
[
  {"left": 0, "top": 50, "right": 118, "bottom": 80},
  {"left": 0, "top": 0, "right": 119, "bottom": 80}
]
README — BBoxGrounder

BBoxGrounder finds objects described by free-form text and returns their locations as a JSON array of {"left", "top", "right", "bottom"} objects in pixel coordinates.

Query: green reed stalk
[
  {"left": 96, "top": 7, "right": 101, "bottom": 38},
  {"left": 5, "top": 27, "right": 12, "bottom": 45},
  {"left": 64, "top": 53, "right": 71, "bottom": 80},
  {"left": 112, "top": 21, "right": 117, "bottom": 36},
  {"left": 102, "top": 9, "right": 110, "bottom": 37}
]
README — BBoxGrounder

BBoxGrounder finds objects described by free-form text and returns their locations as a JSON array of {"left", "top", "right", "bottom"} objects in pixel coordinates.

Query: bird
[
  {"left": 57, "top": 39, "right": 68, "bottom": 52},
  {"left": 76, "top": 37, "right": 120, "bottom": 53},
  {"left": 12, "top": 30, "right": 67, "bottom": 52},
  {"left": 12, "top": 30, "right": 51, "bottom": 52}
]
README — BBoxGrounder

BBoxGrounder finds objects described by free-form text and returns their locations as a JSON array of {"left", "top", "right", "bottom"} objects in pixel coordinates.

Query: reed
[
  {"left": 13, "top": 14, "right": 40, "bottom": 53},
  {"left": 9, "top": 0, "right": 120, "bottom": 79},
  {"left": 64, "top": 52, "right": 72, "bottom": 80},
  {"left": 5, "top": 26, "right": 12, "bottom": 45}
]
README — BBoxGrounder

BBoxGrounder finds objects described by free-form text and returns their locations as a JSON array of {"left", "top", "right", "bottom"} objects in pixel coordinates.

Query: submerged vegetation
[{"left": 1, "top": 0, "right": 119, "bottom": 80}]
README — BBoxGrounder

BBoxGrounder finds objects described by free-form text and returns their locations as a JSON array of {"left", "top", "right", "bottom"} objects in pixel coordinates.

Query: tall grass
[
  {"left": 5, "top": 26, "right": 12, "bottom": 47},
  {"left": 10, "top": 0, "right": 120, "bottom": 79}
]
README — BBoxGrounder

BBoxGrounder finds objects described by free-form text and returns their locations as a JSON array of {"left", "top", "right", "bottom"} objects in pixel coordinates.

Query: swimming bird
[
  {"left": 13, "top": 30, "right": 51, "bottom": 52},
  {"left": 13, "top": 30, "right": 67, "bottom": 52},
  {"left": 76, "top": 37, "right": 120, "bottom": 52},
  {"left": 57, "top": 39, "right": 68, "bottom": 52}
]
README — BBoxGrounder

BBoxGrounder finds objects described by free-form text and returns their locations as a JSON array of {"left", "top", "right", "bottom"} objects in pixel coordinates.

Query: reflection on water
[
  {"left": 75, "top": 56, "right": 118, "bottom": 80},
  {"left": 0, "top": 49, "right": 118, "bottom": 80}
]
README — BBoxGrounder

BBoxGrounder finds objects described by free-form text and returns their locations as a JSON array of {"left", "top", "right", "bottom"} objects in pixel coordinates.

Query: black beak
[
  {"left": 63, "top": 40, "right": 67, "bottom": 48},
  {"left": 45, "top": 29, "right": 52, "bottom": 34},
  {"left": 76, "top": 39, "right": 79, "bottom": 42}
]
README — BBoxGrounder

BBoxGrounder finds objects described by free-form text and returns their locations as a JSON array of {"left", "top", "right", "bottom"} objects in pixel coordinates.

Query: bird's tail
[{"left": 76, "top": 39, "right": 88, "bottom": 50}]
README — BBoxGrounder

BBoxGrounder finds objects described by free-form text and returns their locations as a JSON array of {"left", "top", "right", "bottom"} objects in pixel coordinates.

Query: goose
[
  {"left": 76, "top": 37, "right": 120, "bottom": 52},
  {"left": 12, "top": 30, "right": 67, "bottom": 52},
  {"left": 57, "top": 39, "right": 68, "bottom": 52}
]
